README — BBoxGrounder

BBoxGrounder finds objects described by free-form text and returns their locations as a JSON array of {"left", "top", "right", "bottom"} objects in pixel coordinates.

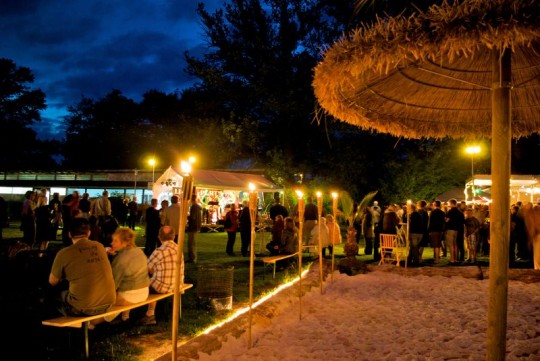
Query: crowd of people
[
  {"left": 16, "top": 189, "right": 145, "bottom": 251},
  {"left": 352, "top": 198, "right": 540, "bottom": 269},
  {"left": 223, "top": 194, "right": 540, "bottom": 271}
]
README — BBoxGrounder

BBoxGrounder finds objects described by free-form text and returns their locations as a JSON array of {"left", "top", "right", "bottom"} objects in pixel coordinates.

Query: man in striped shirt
[{"left": 138, "top": 225, "right": 182, "bottom": 325}]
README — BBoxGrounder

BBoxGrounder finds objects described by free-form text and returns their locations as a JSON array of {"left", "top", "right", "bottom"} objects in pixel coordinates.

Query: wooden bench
[
  {"left": 261, "top": 253, "right": 299, "bottom": 279},
  {"left": 42, "top": 283, "right": 193, "bottom": 359}
]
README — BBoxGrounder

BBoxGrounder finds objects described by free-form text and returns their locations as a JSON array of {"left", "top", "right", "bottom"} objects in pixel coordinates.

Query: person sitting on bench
[
  {"left": 138, "top": 225, "right": 182, "bottom": 326},
  {"left": 91, "top": 227, "right": 150, "bottom": 327},
  {"left": 48, "top": 217, "right": 116, "bottom": 317}
]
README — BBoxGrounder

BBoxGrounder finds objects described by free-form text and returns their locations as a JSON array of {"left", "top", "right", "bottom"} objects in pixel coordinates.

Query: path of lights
[{"left": 201, "top": 268, "right": 310, "bottom": 336}]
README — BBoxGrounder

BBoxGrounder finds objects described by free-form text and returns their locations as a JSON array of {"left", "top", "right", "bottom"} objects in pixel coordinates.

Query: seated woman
[
  {"left": 266, "top": 214, "right": 284, "bottom": 255},
  {"left": 91, "top": 227, "right": 149, "bottom": 327},
  {"left": 280, "top": 217, "right": 298, "bottom": 255}
]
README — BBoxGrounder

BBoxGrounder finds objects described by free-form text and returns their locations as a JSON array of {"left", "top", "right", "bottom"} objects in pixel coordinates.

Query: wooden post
[
  {"left": 487, "top": 47, "right": 511, "bottom": 361},
  {"left": 331, "top": 192, "right": 338, "bottom": 282},
  {"left": 316, "top": 192, "right": 323, "bottom": 294},
  {"left": 248, "top": 184, "right": 258, "bottom": 348},
  {"left": 171, "top": 166, "right": 193, "bottom": 361},
  {"left": 296, "top": 191, "right": 305, "bottom": 320}
]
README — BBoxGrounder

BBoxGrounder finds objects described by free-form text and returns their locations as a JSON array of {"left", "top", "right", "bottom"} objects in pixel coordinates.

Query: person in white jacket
[{"left": 309, "top": 216, "right": 329, "bottom": 255}]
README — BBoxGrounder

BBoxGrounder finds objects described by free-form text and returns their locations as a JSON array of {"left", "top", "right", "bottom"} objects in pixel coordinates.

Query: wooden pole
[
  {"left": 486, "top": 47, "right": 511, "bottom": 361},
  {"left": 248, "top": 187, "right": 258, "bottom": 348},
  {"left": 171, "top": 172, "right": 193, "bottom": 361},
  {"left": 331, "top": 192, "right": 338, "bottom": 282},
  {"left": 296, "top": 191, "right": 305, "bottom": 320},
  {"left": 316, "top": 192, "right": 323, "bottom": 295}
]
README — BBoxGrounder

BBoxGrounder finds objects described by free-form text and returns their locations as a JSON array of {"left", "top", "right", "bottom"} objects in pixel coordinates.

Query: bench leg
[{"left": 273, "top": 263, "right": 277, "bottom": 279}]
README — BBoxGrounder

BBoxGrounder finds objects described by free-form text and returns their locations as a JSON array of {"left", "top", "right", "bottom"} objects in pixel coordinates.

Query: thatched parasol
[{"left": 313, "top": 0, "right": 540, "bottom": 359}]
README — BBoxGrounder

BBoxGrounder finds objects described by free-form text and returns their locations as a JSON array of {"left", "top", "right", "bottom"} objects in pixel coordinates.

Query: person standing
[
  {"left": 164, "top": 195, "right": 181, "bottom": 243},
  {"left": 428, "top": 200, "right": 446, "bottom": 264},
  {"left": 416, "top": 200, "right": 430, "bottom": 263},
  {"left": 361, "top": 206, "right": 374, "bottom": 255},
  {"left": 523, "top": 203, "right": 540, "bottom": 270},
  {"left": 325, "top": 214, "right": 342, "bottom": 257},
  {"left": 128, "top": 196, "right": 138, "bottom": 230},
  {"left": 48, "top": 217, "right": 116, "bottom": 317},
  {"left": 144, "top": 198, "right": 161, "bottom": 257},
  {"left": 48, "top": 192, "right": 62, "bottom": 241},
  {"left": 303, "top": 196, "right": 319, "bottom": 245},
  {"left": 139, "top": 225, "right": 180, "bottom": 325},
  {"left": 186, "top": 194, "right": 202, "bottom": 263},
  {"left": 159, "top": 199, "right": 169, "bottom": 226},
  {"left": 0, "top": 195, "right": 7, "bottom": 241},
  {"left": 78, "top": 192, "right": 91, "bottom": 219},
  {"left": 224, "top": 203, "right": 239, "bottom": 256},
  {"left": 91, "top": 190, "right": 112, "bottom": 227},
  {"left": 407, "top": 204, "right": 423, "bottom": 265},
  {"left": 238, "top": 200, "right": 251, "bottom": 257},
  {"left": 464, "top": 208, "right": 481, "bottom": 264},
  {"left": 34, "top": 188, "right": 50, "bottom": 252},
  {"left": 269, "top": 198, "right": 288, "bottom": 222},
  {"left": 21, "top": 190, "right": 36, "bottom": 247},
  {"left": 444, "top": 199, "right": 465, "bottom": 264},
  {"left": 61, "top": 191, "right": 80, "bottom": 246}
]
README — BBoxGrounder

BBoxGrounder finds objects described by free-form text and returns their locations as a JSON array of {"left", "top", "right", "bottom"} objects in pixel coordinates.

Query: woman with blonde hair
[{"left": 91, "top": 227, "right": 149, "bottom": 327}]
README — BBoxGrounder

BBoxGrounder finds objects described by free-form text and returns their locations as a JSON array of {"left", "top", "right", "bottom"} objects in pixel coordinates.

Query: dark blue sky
[{"left": 1, "top": 0, "right": 220, "bottom": 140}]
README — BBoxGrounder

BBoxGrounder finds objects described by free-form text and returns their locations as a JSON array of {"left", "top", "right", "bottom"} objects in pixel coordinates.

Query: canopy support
[{"left": 487, "top": 47, "right": 511, "bottom": 361}]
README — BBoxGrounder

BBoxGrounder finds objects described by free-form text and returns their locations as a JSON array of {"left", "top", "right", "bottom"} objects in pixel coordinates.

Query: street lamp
[
  {"left": 148, "top": 157, "right": 156, "bottom": 184},
  {"left": 465, "top": 145, "right": 481, "bottom": 202}
]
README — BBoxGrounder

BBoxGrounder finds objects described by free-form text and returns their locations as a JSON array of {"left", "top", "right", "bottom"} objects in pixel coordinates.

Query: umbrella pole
[{"left": 487, "top": 47, "right": 511, "bottom": 361}]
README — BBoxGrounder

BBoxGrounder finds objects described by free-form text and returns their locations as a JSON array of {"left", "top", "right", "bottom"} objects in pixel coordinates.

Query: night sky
[{"left": 1, "top": 0, "right": 220, "bottom": 140}]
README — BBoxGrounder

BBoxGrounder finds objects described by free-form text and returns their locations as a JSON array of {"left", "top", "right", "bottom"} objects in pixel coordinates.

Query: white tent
[{"left": 153, "top": 167, "right": 283, "bottom": 220}]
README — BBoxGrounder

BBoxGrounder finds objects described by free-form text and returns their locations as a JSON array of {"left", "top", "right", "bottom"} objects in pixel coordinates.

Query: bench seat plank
[
  {"left": 261, "top": 253, "right": 298, "bottom": 279},
  {"left": 42, "top": 283, "right": 193, "bottom": 328}
]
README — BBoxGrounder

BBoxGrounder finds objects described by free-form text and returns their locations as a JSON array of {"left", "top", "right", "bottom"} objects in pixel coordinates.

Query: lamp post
[
  {"left": 465, "top": 145, "right": 481, "bottom": 202},
  {"left": 295, "top": 190, "right": 305, "bottom": 320},
  {"left": 316, "top": 191, "right": 323, "bottom": 295},
  {"left": 331, "top": 192, "right": 338, "bottom": 282},
  {"left": 148, "top": 157, "right": 156, "bottom": 184},
  {"left": 248, "top": 183, "right": 257, "bottom": 348},
  {"left": 171, "top": 160, "right": 193, "bottom": 361}
]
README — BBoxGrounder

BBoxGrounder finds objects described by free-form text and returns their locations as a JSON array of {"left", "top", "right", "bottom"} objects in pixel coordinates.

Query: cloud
[{"left": 0, "top": 0, "right": 221, "bottom": 139}]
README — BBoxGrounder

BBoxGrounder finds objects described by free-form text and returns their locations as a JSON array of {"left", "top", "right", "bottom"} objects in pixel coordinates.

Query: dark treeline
[{"left": 1, "top": 0, "right": 539, "bottom": 204}]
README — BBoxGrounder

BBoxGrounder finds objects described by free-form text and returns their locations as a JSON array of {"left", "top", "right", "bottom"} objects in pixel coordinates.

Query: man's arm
[{"left": 49, "top": 273, "right": 60, "bottom": 286}]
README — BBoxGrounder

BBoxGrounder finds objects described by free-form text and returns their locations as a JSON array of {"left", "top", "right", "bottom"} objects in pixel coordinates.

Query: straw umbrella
[{"left": 313, "top": 1, "right": 540, "bottom": 359}]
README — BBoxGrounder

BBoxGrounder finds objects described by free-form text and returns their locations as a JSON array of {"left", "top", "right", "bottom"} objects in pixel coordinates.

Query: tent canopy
[{"left": 155, "top": 166, "right": 282, "bottom": 193}]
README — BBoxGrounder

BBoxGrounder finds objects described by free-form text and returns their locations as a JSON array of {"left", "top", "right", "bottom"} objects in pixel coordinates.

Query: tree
[
  {"left": 184, "top": 1, "right": 377, "bottom": 185},
  {"left": 0, "top": 58, "right": 57, "bottom": 170},
  {"left": 62, "top": 90, "right": 141, "bottom": 169}
]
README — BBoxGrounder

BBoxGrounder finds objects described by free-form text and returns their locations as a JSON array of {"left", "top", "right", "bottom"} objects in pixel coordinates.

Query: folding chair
[{"left": 379, "top": 233, "right": 399, "bottom": 265}]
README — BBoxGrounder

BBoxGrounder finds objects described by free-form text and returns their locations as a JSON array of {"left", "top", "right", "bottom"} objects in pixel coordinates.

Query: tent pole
[{"left": 486, "top": 47, "right": 511, "bottom": 361}]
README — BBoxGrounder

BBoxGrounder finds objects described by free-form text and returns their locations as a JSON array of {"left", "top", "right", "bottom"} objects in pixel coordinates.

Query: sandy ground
[{"left": 134, "top": 261, "right": 540, "bottom": 361}]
